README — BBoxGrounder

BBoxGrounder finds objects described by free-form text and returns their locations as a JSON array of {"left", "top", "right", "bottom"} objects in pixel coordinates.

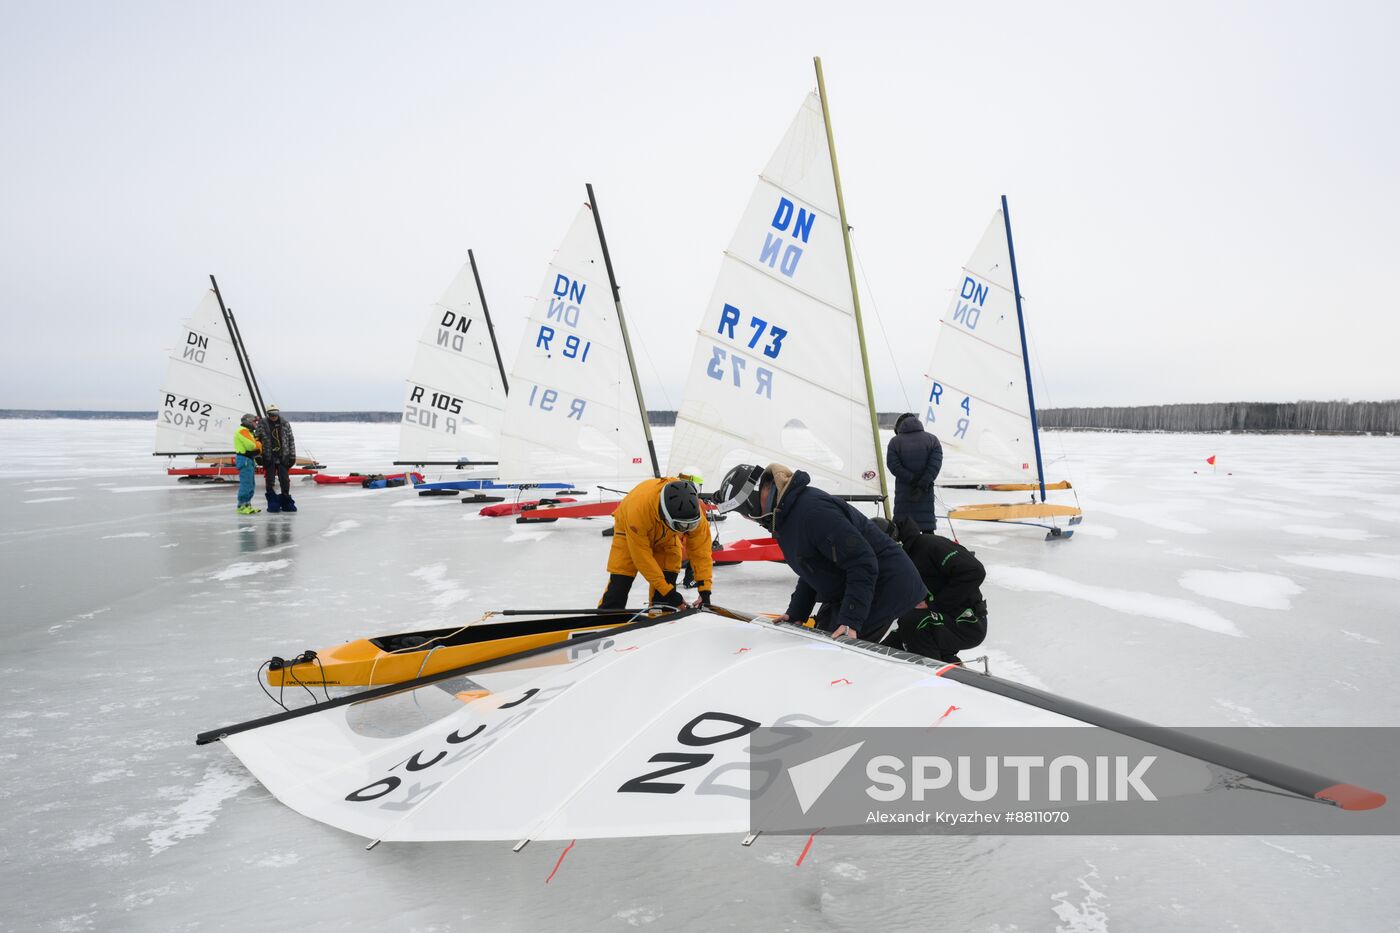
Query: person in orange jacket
[{"left": 598, "top": 477, "right": 713, "bottom": 610}]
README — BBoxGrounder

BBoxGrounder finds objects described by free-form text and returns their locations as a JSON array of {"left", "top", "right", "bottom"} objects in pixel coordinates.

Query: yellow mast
[{"left": 813, "top": 56, "right": 890, "bottom": 520}]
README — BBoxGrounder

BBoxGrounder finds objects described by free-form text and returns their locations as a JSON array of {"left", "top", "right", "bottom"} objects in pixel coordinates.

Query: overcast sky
[{"left": 2, "top": 0, "right": 1396, "bottom": 412}]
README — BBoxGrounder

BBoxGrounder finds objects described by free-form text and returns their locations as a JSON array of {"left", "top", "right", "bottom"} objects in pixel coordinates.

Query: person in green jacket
[{"left": 233, "top": 415, "right": 262, "bottom": 514}]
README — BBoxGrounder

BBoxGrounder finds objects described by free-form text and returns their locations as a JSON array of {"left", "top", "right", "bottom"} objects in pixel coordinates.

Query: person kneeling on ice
[
  {"left": 255, "top": 403, "right": 298, "bottom": 513},
  {"left": 873, "top": 517, "right": 988, "bottom": 664},
  {"left": 716, "top": 464, "right": 923, "bottom": 641},
  {"left": 233, "top": 414, "right": 263, "bottom": 515},
  {"left": 598, "top": 477, "right": 713, "bottom": 610}
]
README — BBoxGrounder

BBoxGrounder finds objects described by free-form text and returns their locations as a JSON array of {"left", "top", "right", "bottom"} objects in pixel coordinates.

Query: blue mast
[{"left": 1001, "top": 195, "right": 1047, "bottom": 503}]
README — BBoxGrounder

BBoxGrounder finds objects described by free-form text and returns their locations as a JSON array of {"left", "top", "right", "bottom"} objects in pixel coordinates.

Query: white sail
[
  {"left": 496, "top": 203, "right": 653, "bottom": 481},
  {"left": 220, "top": 612, "right": 1080, "bottom": 842},
  {"left": 154, "top": 290, "right": 254, "bottom": 455},
  {"left": 397, "top": 258, "right": 507, "bottom": 466},
  {"left": 666, "top": 93, "right": 879, "bottom": 495},
  {"left": 922, "top": 211, "right": 1040, "bottom": 485}
]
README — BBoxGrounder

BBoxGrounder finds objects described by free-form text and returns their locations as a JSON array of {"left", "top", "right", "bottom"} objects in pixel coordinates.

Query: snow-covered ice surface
[{"left": 2, "top": 420, "right": 1398, "bottom": 931}]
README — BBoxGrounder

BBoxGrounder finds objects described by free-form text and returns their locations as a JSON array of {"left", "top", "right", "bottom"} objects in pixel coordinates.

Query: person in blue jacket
[
  {"left": 716, "top": 463, "right": 925, "bottom": 642},
  {"left": 886, "top": 412, "right": 942, "bottom": 532}
]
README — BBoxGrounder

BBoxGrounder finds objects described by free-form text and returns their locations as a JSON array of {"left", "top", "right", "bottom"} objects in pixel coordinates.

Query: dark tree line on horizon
[
  {"left": 1036, "top": 400, "right": 1400, "bottom": 434},
  {"left": 4, "top": 400, "right": 1398, "bottom": 434}
]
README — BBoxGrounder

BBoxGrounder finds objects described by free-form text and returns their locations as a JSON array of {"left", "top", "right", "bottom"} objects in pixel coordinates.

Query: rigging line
[
  {"left": 850, "top": 232, "right": 912, "bottom": 412},
  {"left": 1020, "top": 299, "right": 1081, "bottom": 507},
  {"left": 630, "top": 314, "right": 675, "bottom": 412}
]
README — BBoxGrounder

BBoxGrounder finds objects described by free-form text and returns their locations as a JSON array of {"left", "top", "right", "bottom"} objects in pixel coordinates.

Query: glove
[
  {"left": 653, "top": 587, "right": 686, "bottom": 609},
  {"left": 912, "top": 482, "right": 931, "bottom": 498},
  {"left": 698, "top": 590, "right": 712, "bottom": 607},
  {"left": 282, "top": 456, "right": 295, "bottom": 467}
]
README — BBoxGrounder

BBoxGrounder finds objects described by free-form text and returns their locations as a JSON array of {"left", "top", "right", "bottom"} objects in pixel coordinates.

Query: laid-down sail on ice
[{"left": 201, "top": 607, "right": 1385, "bottom": 843}]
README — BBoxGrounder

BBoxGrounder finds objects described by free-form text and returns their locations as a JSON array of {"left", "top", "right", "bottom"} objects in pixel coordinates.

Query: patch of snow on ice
[
  {"left": 101, "top": 531, "right": 152, "bottom": 539},
  {"left": 1281, "top": 552, "right": 1400, "bottom": 580},
  {"left": 160, "top": 543, "right": 179, "bottom": 548},
  {"left": 614, "top": 906, "right": 661, "bottom": 926},
  {"left": 989, "top": 566, "right": 1243, "bottom": 637},
  {"left": 67, "top": 829, "right": 115, "bottom": 851},
  {"left": 1261, "top": 841, "right": 1338, "bottom": 876},
  {"left": 121, "top": 885, "right": 175, "bottom": 910},
  {"left": 90, "top": 768, "right": 133, "bottom": 784},
  {"left": 505, "top": 528, "right": 554, "bottom": 543},
  {"left": 209, "top": 559, "right": 292, "bottom": 581},
  {"left": 146, "top": 763, "right": 256, "bottom": 855},
  {"left": 830, "top": 862, "right": 868, "bottom": 881},
  {"left": 254, "top": 852, "right": 303, "bottom": 868},
  {"left": 1214, "top": 699, "right": 1279, "bottom": 727},
  {"left": 24, "top": 496, "right": 74, "bottom": 503},
  {"left": 1342, "top": 630, "right": 1381, "bottom": 645},
  {"left": 323, "top": 520, "right": 360, "bottom": 538},
  {"left": 1065, "top": 523, "right": 1117, "bottom": 539},
  {"left": 75, "top": 608, "right": 110, "bottom": 620},
  {"left": 1280, "top": 524, "right": 1376, "bottom": 541},
  {"left": 409, "top": 563, "right": 470, "bottom": 611},
  {"left": 1178, "top": 570, "right": 1302, "bottom": 610},
  {"left": 25, "top": 486, "right": 74, "bottom": 492},
  {"left": 1050, "top": 860, "right": 1109, "bottom": 933},
  {"left": 1088, "top": 502, "right": 1207, "bottom": 534}
]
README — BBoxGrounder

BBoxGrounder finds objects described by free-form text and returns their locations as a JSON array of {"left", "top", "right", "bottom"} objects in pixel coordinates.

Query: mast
[
  {"left": 814, "top": 57, "right": 890, "bottom": 520},
  {"left": 585, "top": 182, "right": 660, "bottom": 478},
  {"left": 469, "top": 249, "right": 510, "bottom": 395},
  {"left": 1001, "top": 195, "right": 1047, "bottom": 503},
  {"left": 209, "top": 274, "right": 265, "bottom": 420}
]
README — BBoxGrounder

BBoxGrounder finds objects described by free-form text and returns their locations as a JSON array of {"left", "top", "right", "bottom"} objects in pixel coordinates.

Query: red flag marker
[{"left": 1206, "top": 455, "right": 1217, "bottom": 465}]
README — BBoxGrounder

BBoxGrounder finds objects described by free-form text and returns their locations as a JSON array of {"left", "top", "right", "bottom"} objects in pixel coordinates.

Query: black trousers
[
  {"left": 599, "top": 570, "right": 678, "bottom": 610},
  {"left": 812, "top": 603, "right": 896, "bottom": 645},
  {"left": 883, "top": 602, "right": 988, "bottom": 663},
  {"left": 263, "top": 461, "right": 291, "bottom": 495}
]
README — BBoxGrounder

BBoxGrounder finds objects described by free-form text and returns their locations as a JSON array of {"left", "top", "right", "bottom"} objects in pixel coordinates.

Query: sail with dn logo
[{"left": 666, "top": 59, "right": 885, "bottom": 507}]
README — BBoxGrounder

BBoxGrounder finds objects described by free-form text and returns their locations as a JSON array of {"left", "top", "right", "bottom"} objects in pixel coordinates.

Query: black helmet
[
  {"left": 659, "top": 480, "right": 702, "bottom": 533},
  {"left": 870, "top": 516, "right": 897, "bottom": 541},
  {"left": 715, "top": 464, "right": 765, "bottom": 518}
]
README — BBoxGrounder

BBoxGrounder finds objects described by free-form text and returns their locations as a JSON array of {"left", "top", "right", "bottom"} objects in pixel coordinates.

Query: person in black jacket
[
  {"left": 886, "top": 413, "right": 942, "bottom": 532},
  {"left": 716, "top": 463, "right": 924, "bottom": 642},
  {"left": 874, "top": 517, "right": 988, "bottom": 663},
  {"left": 255, "top": 404, "right": 298, "bottom": 513}
]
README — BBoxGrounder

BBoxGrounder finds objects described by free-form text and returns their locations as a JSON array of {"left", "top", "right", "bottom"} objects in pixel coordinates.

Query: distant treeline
[
  {"left": 6, "top": 403, "right": 1398, "bottom": 434},
  {"left": 1038, "top": 400, "right": 1400, "bottom": 435}
]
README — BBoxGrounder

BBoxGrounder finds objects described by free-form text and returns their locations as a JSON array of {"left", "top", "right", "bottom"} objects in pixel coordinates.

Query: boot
[
  {"left": 279, "top": 493, "right": 297, "bottom": 512},
  {"left": 237, "top": 503, "right": 260, "bottom": 515},
  {"left": 265, "top": 492, "right": 282, "bottom": 513}
]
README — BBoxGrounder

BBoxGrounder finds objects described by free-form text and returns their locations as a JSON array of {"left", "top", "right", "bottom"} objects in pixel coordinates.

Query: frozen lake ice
[{"left": 2, "top": 419, "right": 1398, "bottom": 931}]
